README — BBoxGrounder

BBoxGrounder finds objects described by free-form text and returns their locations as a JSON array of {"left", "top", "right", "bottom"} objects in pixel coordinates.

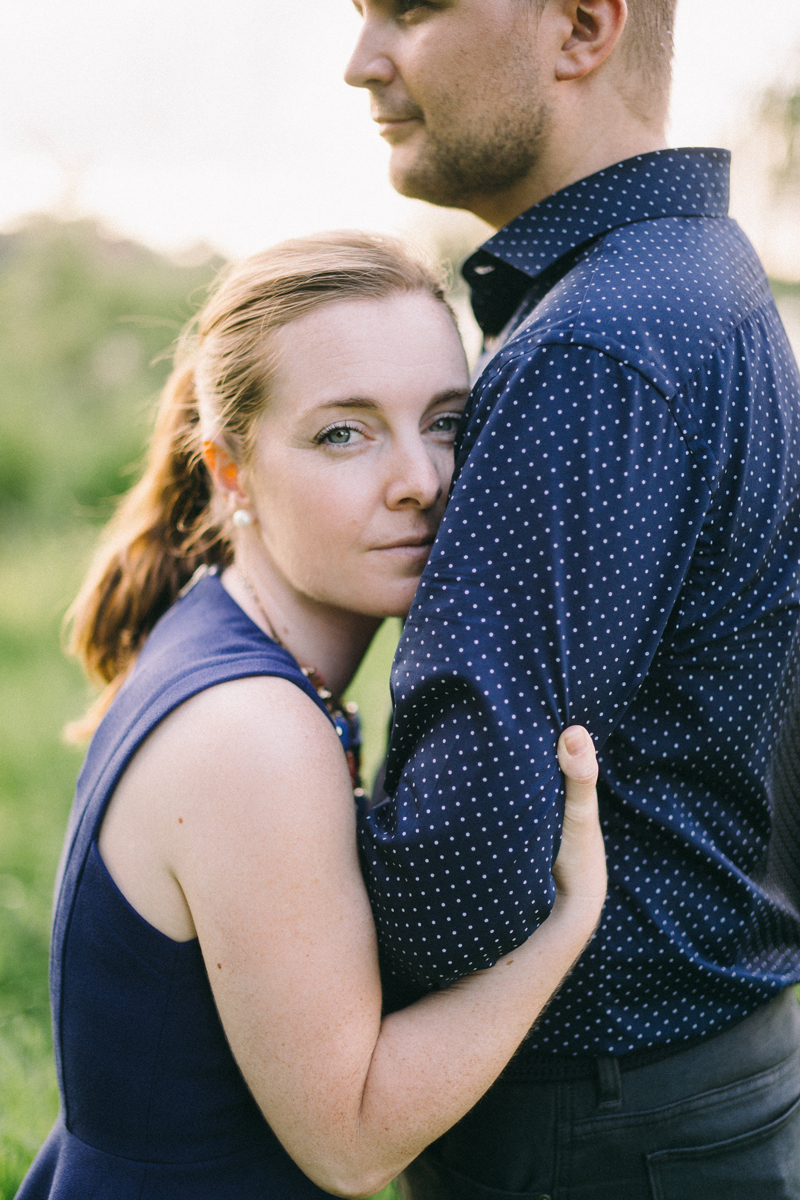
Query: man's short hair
[
  {"left": 530, "top": 0, "right": 678, "bottom": 117},
  {"left": 623, "top": 0, "right": 678, "bottom": 114}
]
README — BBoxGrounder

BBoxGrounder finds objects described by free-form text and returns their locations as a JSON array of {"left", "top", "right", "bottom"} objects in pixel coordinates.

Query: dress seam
[{"left": 140, "top": 941, "right": 181, "bottom": 1189}]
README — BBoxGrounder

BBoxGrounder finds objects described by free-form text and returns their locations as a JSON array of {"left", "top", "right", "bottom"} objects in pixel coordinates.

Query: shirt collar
[{"left": 463, "top": 148, "right": 731, "bottom": 336}]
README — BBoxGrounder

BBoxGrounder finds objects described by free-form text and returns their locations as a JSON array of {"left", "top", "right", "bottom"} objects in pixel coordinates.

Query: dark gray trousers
[{"left": 401, "top": 988, "right": 800, "bottom": 1200}]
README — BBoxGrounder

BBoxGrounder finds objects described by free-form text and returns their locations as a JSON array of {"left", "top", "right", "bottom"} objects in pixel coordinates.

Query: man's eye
[{"left": 396, "top": 1, "right": 431, "bottom": 17}]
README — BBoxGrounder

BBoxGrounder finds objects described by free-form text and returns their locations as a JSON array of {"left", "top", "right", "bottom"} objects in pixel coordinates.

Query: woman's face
[{"left": 245, "top": 291, "right": 469, "bottom": 619}]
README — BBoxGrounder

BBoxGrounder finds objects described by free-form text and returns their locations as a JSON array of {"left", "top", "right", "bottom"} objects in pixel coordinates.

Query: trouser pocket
[
  {"left": 646, "top": 1089, "right": 800, "bottom": 1200},
  {"left": 400, "top": 1150, "right": 553, "bottom": 1200}
]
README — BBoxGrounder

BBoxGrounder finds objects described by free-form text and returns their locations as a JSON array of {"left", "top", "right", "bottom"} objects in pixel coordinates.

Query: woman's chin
[
  {"left": 359, "top": 589, "right": 418, "bottom": 622},
  {"left": 388, "top": 581, "right": 422, "bottom": 620},
  {"left": 342, "top": 570, "right": 421, "bottom": 621}
]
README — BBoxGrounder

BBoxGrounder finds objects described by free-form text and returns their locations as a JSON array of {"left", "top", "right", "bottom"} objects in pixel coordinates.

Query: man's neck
[{"left": 468, "top": 112, "right": 669, "bottom": 231}]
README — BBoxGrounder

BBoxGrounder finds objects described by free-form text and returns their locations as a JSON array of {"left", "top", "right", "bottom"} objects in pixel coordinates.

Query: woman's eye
[
  {"left": 429, "top": 415, "right": 461, "bottom": 435},
  {"left": 316, "top": 424, "right": 362, "bottom": 447}
]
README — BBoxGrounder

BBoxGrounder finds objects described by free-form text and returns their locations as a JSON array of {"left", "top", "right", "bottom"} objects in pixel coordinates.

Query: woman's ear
[
  {"left": 554, "top": 0, "right": 627, "bottom": 82},
  {"left": 202, "top": 441, "right": 250, "bottom": 512}
]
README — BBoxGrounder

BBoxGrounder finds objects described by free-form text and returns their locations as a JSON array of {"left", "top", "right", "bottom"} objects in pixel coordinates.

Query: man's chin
[{"left": 388, "top": 152, "right": 472, "bottom": 211}]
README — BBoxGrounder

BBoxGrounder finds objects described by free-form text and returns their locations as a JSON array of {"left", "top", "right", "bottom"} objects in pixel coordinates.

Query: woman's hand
[{"left": 551, "top": 725, "right": 607, "bottom": 923}]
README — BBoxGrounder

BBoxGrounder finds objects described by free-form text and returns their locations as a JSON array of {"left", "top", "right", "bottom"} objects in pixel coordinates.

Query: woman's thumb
[{"left": 557, "top": 725, "right": 598, "bottom": 789}]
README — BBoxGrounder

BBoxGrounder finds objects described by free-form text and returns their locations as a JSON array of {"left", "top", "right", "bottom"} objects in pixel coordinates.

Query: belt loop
[{"left": 595, "top": 1056, "right": 622, "bottom": 1110}]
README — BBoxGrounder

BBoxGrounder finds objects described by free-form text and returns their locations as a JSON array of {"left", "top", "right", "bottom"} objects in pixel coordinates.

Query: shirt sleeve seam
[{"left": 473, "top": 335, "right": 717, "bottom": 492}]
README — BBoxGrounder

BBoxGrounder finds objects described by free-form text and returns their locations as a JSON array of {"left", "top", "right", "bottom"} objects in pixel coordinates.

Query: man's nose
[
  {"left": 385, "top": 441, "right": 444, "bottom": 511},
  {"left": 344, "top": 22, "right": 395, "bottom": 89}
]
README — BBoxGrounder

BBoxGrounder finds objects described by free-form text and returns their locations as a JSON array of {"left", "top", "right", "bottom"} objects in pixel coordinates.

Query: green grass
[
  {"left": 347, "top": 619, "right": 401, "bottom": 788},
  {"left": 0, "top": 530, "right": 92, "bottom": 1192},
  {"left": 0, "top": 1015, "right": 60, "bottom": 1192}
]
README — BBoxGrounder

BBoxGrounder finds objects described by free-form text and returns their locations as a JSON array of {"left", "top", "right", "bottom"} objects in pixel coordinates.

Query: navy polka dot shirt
[{"left": 358, "top": 149, "right": 800, "bottom": 1057}]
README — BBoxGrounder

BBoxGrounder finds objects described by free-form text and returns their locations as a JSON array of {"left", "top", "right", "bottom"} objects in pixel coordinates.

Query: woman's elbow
[{"left": 304, "top": 1157, "right": 398, "bottom": 1199}]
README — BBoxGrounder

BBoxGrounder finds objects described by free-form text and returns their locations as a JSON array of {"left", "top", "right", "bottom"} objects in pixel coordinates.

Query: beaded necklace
[{"left": 235, "top": 568, "right": 365, "bottom": 800}]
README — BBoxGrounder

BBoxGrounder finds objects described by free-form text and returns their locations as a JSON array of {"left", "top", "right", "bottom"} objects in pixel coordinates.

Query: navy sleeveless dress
[{"left": 19, "top": 571, "right": 349, "bottom": 1199}]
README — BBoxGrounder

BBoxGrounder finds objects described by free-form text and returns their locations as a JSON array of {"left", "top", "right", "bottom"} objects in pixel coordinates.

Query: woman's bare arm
[{"left": 100, "top": 676, "right": 605, "bottom": 1198}]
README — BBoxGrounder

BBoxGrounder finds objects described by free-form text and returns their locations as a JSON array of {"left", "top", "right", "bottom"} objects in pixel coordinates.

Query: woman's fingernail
[{"left": 563, "top": 727, "right": 587, "bottom": 755}]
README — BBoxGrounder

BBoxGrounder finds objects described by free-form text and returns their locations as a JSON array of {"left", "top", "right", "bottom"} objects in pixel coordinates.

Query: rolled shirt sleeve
[{"left": 358, "top": 342, "right": 711, "bottom": 994}]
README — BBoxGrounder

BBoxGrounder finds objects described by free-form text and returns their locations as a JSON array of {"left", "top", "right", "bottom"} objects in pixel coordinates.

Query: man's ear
[
  {"left": 554, "top": 0, "right": 627, "bottom": 82},
  {"left": 202, "top": 441, "right": 250, "bottom": 510}
]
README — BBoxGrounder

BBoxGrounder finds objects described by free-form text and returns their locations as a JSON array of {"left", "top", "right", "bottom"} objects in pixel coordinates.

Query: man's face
[{"left": 345, "top": 0, "right": 551, "bottom": 212}]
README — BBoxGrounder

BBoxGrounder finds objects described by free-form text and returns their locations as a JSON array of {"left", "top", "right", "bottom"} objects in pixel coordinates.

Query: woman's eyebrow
[
  {"left": 311, "top": 388, "right": 470, "bottom": 415},
  {"left": 314, "top": 397, "right": 380, "bottom": 412},
  {"left": 430, "top": 388, "right": 470, "bottom": 406}
]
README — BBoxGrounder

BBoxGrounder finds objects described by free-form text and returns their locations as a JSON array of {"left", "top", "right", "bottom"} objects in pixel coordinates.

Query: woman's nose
[{"left": 385, "top": 441, "right": 444, "bottom": 511}]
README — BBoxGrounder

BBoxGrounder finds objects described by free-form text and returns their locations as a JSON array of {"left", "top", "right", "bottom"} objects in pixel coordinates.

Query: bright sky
[{"left": 0, "top": 0, "right": 799, "bottom": 261}]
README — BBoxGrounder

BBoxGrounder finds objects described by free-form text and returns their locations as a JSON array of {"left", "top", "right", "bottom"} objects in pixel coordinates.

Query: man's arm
[{"left": 358, "top": 341, "right": 712, "bottom": 994}]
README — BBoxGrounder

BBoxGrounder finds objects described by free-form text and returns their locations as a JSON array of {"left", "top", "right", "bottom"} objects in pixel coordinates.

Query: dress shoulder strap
[{"left": 50, "top": 572, "right": 328, "bottom": 1012}]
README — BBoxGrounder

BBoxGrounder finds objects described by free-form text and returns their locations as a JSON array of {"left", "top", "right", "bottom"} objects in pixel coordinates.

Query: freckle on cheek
[
  {"left": 217, "top": 963, "right": 222, "bottom": 970},
  {"left": 178, "top": 818, "right": 183, "bottom": 824}
]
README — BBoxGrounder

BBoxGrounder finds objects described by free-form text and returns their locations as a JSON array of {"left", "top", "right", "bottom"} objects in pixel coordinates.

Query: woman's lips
[{"left": 371, "top": 539, "right": 434, "bottom": 561}]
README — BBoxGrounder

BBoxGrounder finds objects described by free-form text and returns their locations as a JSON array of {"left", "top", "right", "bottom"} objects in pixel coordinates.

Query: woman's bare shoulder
[
  {"left": 148, "top": 672, "right": 337, "bottom": 764},
  {"left": 114, "top": 671, "right": 349, "bottom": 835},
  {"left": 98, "top": 673, "right": 350, "bottom": 941}
]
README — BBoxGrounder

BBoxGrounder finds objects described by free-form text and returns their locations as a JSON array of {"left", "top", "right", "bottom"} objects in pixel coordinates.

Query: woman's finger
[
  {"left": 556, "top": 725, "right": 598, "bottom": 791},
  {"left": 552, "top": 725, "right": 606, "bottom": 908}
]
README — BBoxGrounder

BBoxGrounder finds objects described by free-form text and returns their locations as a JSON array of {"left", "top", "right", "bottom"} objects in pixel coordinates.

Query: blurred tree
[
  {"left": 0, "top": 216, "right": 222, "bottom": 530},
  {"left": 400, "top": 203, "right": 490, "bottom": 367},
  {"left": 759, "top": 53, "right": 800, "bottom": 195},
  {"left": 732, "top": 46, "right": 800, "bottom": 284}
]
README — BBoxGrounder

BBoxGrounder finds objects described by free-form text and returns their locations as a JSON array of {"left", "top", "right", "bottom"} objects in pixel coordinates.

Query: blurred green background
[{"left": 0, "top": 216, "right": 402, "bottom": 1195}]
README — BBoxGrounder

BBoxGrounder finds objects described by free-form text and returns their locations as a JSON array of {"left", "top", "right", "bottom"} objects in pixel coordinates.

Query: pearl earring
[{"left": 232, "top": 508, "right": 253, "bottom": 528}]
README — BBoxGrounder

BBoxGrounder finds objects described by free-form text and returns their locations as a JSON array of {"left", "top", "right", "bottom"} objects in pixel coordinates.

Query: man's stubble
[{"left": 389, "top": 49, "right": 551, "bottom": 211}]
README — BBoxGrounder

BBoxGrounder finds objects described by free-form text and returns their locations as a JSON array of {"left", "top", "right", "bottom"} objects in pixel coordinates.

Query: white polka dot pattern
[{"left": 358, "top": 150, "right": 800, "bottom": 1057}]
